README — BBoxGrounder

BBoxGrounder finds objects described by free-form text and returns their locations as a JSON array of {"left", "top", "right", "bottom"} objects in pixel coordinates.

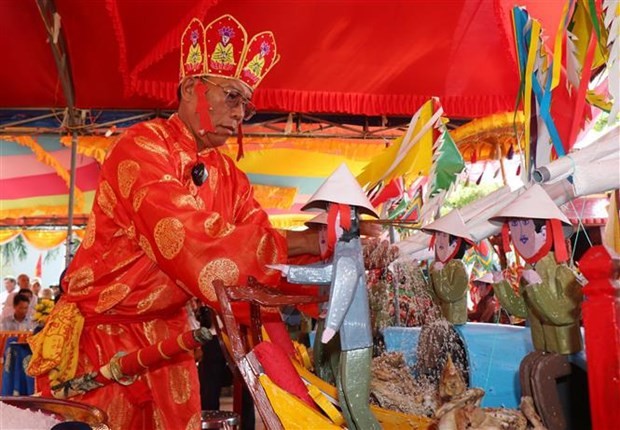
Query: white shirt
[{"left": 1, "top": 315, "right": 34, "bottom": 331}]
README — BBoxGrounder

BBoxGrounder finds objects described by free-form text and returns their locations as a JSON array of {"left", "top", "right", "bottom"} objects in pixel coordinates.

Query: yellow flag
[{"left": 356, "top": 99, "right": 434, "bottom": 189}]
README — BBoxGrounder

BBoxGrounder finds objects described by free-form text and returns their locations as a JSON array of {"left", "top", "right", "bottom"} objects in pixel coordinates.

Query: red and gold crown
[{"left": 180, "top": 14, "right": 279, "bottom": 91}]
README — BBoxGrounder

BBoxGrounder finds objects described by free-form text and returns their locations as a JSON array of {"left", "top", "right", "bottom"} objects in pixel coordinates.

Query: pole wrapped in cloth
[{"left": 51, "top": 328, "right": 211, "bottom": 399}]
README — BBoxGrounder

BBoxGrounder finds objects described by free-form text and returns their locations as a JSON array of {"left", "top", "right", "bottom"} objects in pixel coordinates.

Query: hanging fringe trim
[{"left": 194, "top": 81, "right": 214, "bottom": 134}]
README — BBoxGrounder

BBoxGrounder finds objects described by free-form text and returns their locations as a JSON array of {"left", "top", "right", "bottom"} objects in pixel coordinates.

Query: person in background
[
  {"left": 28, "top": 277, "right": 41, "bottom": 316},
  {"left": 40, "top": 288, "right": 54, "bottom": 300},
  {"left": 16, "top": 273, "right": 30, "bottom": 291},
  {"left": 1, "top": 276, "right": 17, "bottom": 313},
  {"left": 30, "top": 278, "right": 42, "bottom": 298},
  {"left": 1, "top": 293, "right": 34, "bottom": 331},
  {"left": 468, "top": 273, "right": 502, "bottom": 323},
  {"left": 1, "top": 282, "right": 34, "bottom": 320},
  {"left": 27, "top": 14, "right": 322, "bottom": 430}
]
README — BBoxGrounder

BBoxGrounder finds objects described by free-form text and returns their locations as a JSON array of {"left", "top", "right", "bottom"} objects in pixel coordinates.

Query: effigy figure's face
[
  {"left": 435, "top": 232, "right": 460, "bottom": 263},
  {"left": 509, "top": 218, "right": 547, "bottom": 260}
]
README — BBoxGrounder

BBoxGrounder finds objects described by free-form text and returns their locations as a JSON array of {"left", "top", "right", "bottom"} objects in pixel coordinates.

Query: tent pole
[
  {"left": 65, "top": 129, "right": 78, "bottom": 267},
  {"left": 36, "top": 0, "right": 79, "bottom": 268}
]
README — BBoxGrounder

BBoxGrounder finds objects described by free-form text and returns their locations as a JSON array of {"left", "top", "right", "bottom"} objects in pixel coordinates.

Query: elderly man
[{"left": 28, "top": 14, "right": 320, "bottom": 430}]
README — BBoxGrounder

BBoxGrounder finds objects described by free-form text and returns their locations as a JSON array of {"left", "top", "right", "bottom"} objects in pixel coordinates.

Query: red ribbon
[
  {"left": 550, "top": 219, "right": 569, "bottom": 263},
  {"left": 326, "top": 204, "right": 352, "bottom": 252},
  {"left": 194, "top": 81, "right": 214, "bottom": 134},
  {"left": 428, "top": 233, "right": 436, "bottom": 251},
  {"left": 502, "top": 223, "right": 512, "bottom": 254}
]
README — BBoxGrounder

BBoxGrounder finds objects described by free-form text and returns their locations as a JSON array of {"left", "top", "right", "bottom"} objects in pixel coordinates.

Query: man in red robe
[{"left": 27, "top": 15, "right": 320, "bottom": 430}]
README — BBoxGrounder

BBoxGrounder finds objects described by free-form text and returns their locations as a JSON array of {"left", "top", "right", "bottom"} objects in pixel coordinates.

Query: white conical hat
[
  {"left": 301, "top": 164, "right": 378, "bottom": 218},
  {"left": 474, "top": 273, "right": 494, "bottom": 284},
  {"left": 490, "top": 184, "right": 571, "bottom": 225},
  {"left": 304, "top": 212, "right": 328, "bottom": 227},
  {"left": 421, "top": 209, "right": 474, "bottom": 242}
]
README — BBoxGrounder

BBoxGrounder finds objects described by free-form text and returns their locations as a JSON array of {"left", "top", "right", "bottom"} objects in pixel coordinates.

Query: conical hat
[
  {"left": 490, "top": 184, "right": 571, "bottom": 225},
  {"left": 304, "top": 212, "right": 328, "bottom": 227},
  {"left": 474, "top": 273, "right": 494, "bottom": 284},
  {"left": 301, "top": 164, "right": 378, "bottom": 218},
  {"left": 421, "top": 209, "right": 474, "bottom": 242}
]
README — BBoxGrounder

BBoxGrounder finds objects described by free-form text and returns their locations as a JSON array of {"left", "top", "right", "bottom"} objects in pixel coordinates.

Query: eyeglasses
[{"left": 201, "top": 78, "right": 256, "bottom": 121}]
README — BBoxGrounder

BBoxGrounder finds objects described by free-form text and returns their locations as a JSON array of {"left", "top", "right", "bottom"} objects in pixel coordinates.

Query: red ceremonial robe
[{"left": 28, "top": 114, "right": 287, "bottom": 429}]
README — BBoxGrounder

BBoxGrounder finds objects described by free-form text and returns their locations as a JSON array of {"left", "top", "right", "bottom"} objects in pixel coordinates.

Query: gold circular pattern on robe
[
  {"left": 179, "top": 151, "right": 192, "bottom": 171},
  {"left": 153, "top": 407, "right": 166, "bottom": 430},
  {"left": 81, "top": 212, "right": 96, "bottom": 249},
  {"left": 107, "top": 391, "right": 132, "bottom": 430},
  {"left": 96, "top": 323, "right": 125, "bottom": 336},
  {"left": 137, "top": 285, "right": 167, "bottom": 314},
  {"left": 95, "top": 282, "right": 131, "bottom": 313},
  {"left": 111, "top": 254, "right": 140, "bottom": 273},
  {"left": 117, "top": 159, "right": 141, "bottom": 199},
  {"left": 68, "top": 266, "right": 94, "bottom": 294},
  {"left": 159, "top": 175, "right": 182, "bottom": 186},
  {"left": 143, "top": 319, "right": 170, "bottom": 344},
  {"left": 240, "top": 207, "right": 260, "bottom": 223},
  {"left": 195, "top": 194, "right": 205, "bottom": 209},
  {"left": 139, "top": 235, "right": 156, "bottom": 261},
  {"left": 154, "top": 217, "right": 185, "bottom": 259},
  {"left": 133, "top": 187, "right": 148, "bottom": 212},
  {"left": 257, "top": 233, "right": 279, "bottom": 273},
  {"left": 97, "top": 180, "right": 118, "bottom": 218},
  {"left": 169, "top": 365, "right": 191, "bottom": 404},
  {"left": 144, "top": 122, "right": 169, "bottom": 139},
  {"left": 125, "top": 223, "right": 136, "bottom": 240},
  {"left": 134, "top": 135, "right": 169, "bottom": 158},
  {"left": 203, "top": 213, "right": 235, "bottom": 237},
  {"left": 208, "top": 166, "right": 219, "bottom": 191},
  {"left": 173, "top": 194, "right": 199, "bottom": 209},
  {"left": 198, "top": 258, "right": 240, "bottom": 302},
  {"left": 186, "top": 412, "right": 202, "bottom": 430}
]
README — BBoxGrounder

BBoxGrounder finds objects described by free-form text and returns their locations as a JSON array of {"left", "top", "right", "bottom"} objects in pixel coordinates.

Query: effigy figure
[
  {"left": 422, "top": 209, "right": 475, "bottom": 325},
  {"left": 490, "top": 184, "right": 583, "bottom": 354},
  {"left": 272, "top": 164, "right": 381, "bottom": 430}
]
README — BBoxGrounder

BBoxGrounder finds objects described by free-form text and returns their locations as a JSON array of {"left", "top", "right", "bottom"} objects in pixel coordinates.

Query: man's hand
[{"left": 266, "top": 264, "right": 290, "bottom": 276}]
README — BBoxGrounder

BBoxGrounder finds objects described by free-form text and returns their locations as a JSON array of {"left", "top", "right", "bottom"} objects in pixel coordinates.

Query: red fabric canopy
[{"left": 1, "top": 0, "right": 564, "bottom": 117}]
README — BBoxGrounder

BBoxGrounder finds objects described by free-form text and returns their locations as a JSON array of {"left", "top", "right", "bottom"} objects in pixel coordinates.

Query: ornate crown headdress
[{"left": 180, "top": 14, "right": 280, "bottom": 91}]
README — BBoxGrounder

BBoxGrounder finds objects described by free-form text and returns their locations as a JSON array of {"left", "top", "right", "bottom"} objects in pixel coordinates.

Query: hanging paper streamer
[
  {"left": 602, "top": 0, "right": 619, "bottom": 121},
  {"left": 512, "top": 6, "right": 567, "bottom": 180}
]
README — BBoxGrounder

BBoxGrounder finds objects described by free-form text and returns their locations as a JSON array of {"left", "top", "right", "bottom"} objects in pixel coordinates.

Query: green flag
[{"left": 429, "top": 130, "right": 465, "bottom": 196}]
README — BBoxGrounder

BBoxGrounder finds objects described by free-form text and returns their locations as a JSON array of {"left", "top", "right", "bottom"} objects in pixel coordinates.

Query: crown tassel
[{"left": 236, "top": 123, "right": 244, "bottom": 161}]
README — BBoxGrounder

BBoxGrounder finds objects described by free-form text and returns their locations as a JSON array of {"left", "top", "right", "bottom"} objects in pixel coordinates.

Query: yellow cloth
[
  {"left": 27, "top": 301, "right": 84, "bottom": 386},
  {"left": 258, "top": 374, "right": 341, "bottom": 429}
]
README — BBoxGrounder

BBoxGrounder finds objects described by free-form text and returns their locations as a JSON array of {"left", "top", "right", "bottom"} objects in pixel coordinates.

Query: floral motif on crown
[{"left": 180, "top": 14, "right": 280, "bottom": 90}]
